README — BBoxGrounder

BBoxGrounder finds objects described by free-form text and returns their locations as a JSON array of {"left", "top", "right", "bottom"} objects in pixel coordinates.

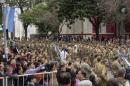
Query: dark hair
[
  {"left": 68, "top": 62, "right": 72, "bottom": 66},
  {"left": 13, "top": 66, "right": 22, "bottom": 74},
  {"left": 125, "top": 68, "right": 130, "bottom": 80},
  {"left": 76, "top": 69, "right": 81, "bottom": 75},
  {"left": 89, "top": 75, "right": 97, "bottom": 86},
  {"left": 116, "top": 69, "right": 125, "bottom": 77},
  {"left": 113, "top": 56, "right": 118, "bottom": 60},
  {"left": 81, "top": 69, "right": 86, "bottom": 78},
  {"left": 107, "top": 78, "right": 119, "bottom": 86},
  {"left": 97, "top": 57, "right": 101, "bottom": 62},
  {"left": 27, "top": 62, "right": 33, "bottom": 67},
  {"left": 27, "top": 75, "right": 36, "bottom": 82},
  {"left": 58, "top": 72, "right": 71, "bottom": 85}
]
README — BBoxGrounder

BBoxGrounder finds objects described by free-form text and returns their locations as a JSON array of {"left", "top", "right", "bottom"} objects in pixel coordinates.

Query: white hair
[{"left": 78, "top": 80, "right": 92, "bottom": 86}]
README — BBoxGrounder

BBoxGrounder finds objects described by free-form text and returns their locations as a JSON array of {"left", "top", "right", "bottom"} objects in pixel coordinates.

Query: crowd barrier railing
[{"left": 0, "top": 71, "right": 57, "bottom": 86}]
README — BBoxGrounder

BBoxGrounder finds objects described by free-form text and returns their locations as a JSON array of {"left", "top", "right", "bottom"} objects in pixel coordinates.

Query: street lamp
[
  {"left": 118, "top": 5, "right": 127, "bottom": 44},
  {"left": 121, "top": 7, "right": 126, "bottom": 14},
  {"left": 120, "top": 6, "right": 127, "bottom": 14}
]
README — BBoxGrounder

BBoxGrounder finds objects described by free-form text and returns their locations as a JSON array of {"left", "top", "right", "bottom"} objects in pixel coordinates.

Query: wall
[{"left": 14, "top": 8, "right": 37, "bottom": 39}]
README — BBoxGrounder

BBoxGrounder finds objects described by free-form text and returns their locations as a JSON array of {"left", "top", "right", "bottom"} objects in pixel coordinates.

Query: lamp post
[
  {"left": 120, "top": 6, "right": 127, "bottom": 37},
  {"left": 1, "top": 0, "right": 8, "bottom": 60},
  {"left": 118, "top": 5, "right": 127, "bottom": 44}
]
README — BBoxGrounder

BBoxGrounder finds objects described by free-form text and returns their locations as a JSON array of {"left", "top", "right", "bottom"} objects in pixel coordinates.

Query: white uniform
[{"left": 60, "top": 50, "right": 68, "bottom": 61}]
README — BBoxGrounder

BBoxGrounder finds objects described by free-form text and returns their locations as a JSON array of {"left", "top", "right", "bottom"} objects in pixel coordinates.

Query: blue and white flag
[{"left": 3, "top": 7, "right": 15, "bottom": 32}]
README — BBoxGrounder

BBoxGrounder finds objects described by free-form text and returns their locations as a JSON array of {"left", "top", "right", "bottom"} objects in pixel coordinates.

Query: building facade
[
  {"left": 61, "top": 19, "right": 130, "bottom": 39},
  {"left": 14, "top": 8, "right": 130, "bottom": 39}
]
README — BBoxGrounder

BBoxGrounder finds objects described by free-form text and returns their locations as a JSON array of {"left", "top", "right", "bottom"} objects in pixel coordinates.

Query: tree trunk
[
  {"left": 89, "top": 17, "right": 101, "bottom": 41},
  {"left": 58, "top": 22, "right": 65, "bottom": 35},
  {"left": 94, "top": 22, "right": 100, "bottom": 40},
  {"left": 20, "top": 7, "right": 24, "bottom": 13},
  {"left": 19, "top": 7, "right": 28, "bottom": 40},
  {"left": 95, "top": 24, "right": 100, "bottom": 40},
  {"left": 23, "top": 23, "right": 28, "bottom": 40}
]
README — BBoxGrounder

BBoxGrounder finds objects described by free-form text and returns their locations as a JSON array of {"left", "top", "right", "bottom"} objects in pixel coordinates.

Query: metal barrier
[{"left": 0, "top": 71, "right": 57, "bottom": 86}]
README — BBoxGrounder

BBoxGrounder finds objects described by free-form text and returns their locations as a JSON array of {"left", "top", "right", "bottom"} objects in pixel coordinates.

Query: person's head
[
  {"left": 125, "top": 68, "right": 130, "bottom": 80},
  {"left": 58, "top": 72, "right": 71, "bottom": 86},
  {"left": 28, "top": 75, "right": 37, "bottom": 84},
  {"left": 107, "top": 78, "right": 119, "bottom": 86},
  {"left": 49, "top": 62, "right": 56, "bottom": 71},
  {"left": 68, "top": 62, "right": 72, "bottom": 66},
  {"left": 73, "top": 62, "right": 80, "bottom": 70},
  {"left": 27, "top": 62, "right": 35, "bottom": 69},
  {"left": 77, "top": 69, "right": 86, "bottom": 80},
  {"left": 59, "top": 61, "right": 67, "bottom": 72},
  {"left": 76, "top": 69, "right": 81, "bottom": 80},
  {"left": 113, "top": 56, "right": 118, "bottom": 61},
  {"left": 89, "top": 74, "right": 96, "bottom": 84},
  {"left": 10, "top": 58, "right": 16, "bottom": 69},
  {"left": 5, "top": 65, "right": 13, "bottom": 74},
  {"left": 116, "top": 69, "right": 125, "bottom": 78},
  {"left": 97, "top": 57, "right": 101, "bottom": 62},
  {"left": 67, "top": 62, "right": 72, "bottom": 69},
  {"left": 14, "top": 66, "right": 23, "bottom": 74},
  {"left": 80, "top": 63, "right": 91, "bottom": 78},
  {"left": 78, "top": 80, "right": 92, "bottom": 86}
]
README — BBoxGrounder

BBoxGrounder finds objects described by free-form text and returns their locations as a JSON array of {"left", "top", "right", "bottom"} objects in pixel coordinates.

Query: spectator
[
  {"left": 0, "top": 37, "right": 129, "bottom": 86},
  {"left": 107, "top": 78, "right": 119, "bottom": 86},
  {"left": 57, "top": 72, "right": 71, "bottom": 86},
  {"left": 60, "top": 48, "right": 68, "bottom": 62},
  {"left": 78, "top": 69, "right": 92, "bottom": 86},
  {"left": 89, "top": 75, "right": 98, "bottom": 86},
  {"left": 28, "top": 75, "right": 37, "bottom": 86},
  {"left": 25, "top": 61, "right": 47, "bottom": 74},
  {"left": 75, "top": 69, "right": 81, "bottom": 86},
  {"left": 115, "top": 69, "right": 126, "bottom": 86}
]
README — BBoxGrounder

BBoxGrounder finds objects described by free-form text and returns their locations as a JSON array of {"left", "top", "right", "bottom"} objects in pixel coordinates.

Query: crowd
[{"left": 0, "top": 37, "right": 130, "bottom": 86}]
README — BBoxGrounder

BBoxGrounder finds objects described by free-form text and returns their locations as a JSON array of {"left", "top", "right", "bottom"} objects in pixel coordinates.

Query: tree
[
  {"left": 33, "top": 3, "right": 60, "bottom": 35},
  {"left": 105, "top": 0, "right": 130, "bottom": 37},
  {"left": 20, "top": 3, "right": 60, "bottom": 36},
  {"left": 57, "top": 0, "right": 107, "bottom": 39},
  {"left": 7, "top": 0, "right": 45, "bottom": 39}
]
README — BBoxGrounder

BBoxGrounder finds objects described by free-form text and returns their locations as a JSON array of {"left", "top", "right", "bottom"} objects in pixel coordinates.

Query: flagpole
[{"left": 1, "top": 0, "right": 8, "bottom": 61}]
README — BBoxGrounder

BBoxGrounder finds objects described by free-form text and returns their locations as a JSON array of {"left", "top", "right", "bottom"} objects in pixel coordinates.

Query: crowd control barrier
[{"left": 0, "top": 71, "right": 57, "bottom": 86}]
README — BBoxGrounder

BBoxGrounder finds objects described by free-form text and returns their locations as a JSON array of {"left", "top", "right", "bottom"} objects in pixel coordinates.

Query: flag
[{"left": 3, "top": 7, "right": 15, "bottom": 32}]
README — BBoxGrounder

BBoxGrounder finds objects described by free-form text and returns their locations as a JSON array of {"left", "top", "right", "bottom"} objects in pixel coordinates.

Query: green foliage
[
  {"left": 57, "top": 0, "right": 106, "bottom": 25},
  {"left": 6, "top": 0, "right": 46, "bottom": 39},
  {"left": 104, "top": 0, "right": 130, "bottom": 23},
  {"left": 57, "top": 0, "right": 107, "bottom": 39},
  {"left": 20, "top": 10, "right": 35, "bottom": 25},
  {"left": 20, "top": 3, "right": 60, "bottom": 35},
  {"left": 7, "top": 0, "right": 32, "bottom": 12},
  {"left": 20, "top": 3, "right": 49, "bottom": 23}
]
